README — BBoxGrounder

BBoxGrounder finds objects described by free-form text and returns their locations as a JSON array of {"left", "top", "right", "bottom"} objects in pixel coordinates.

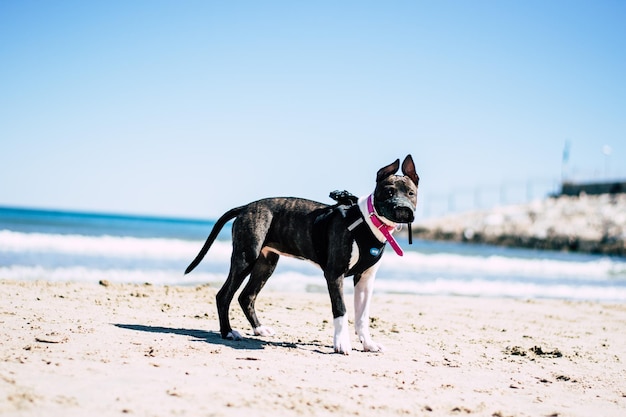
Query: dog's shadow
[{"left": 113, "top": 324, "right": 331, "bottom": 353}]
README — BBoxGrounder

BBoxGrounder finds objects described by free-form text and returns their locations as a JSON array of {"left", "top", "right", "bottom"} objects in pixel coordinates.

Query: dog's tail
[{"left": 184, "top": 206, "right": 243, "bottom": 275}]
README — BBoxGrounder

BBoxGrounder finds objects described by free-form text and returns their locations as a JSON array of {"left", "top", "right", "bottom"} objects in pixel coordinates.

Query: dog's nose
[{"left": 393, "top": 206, "right": 414, "bottom": 223}]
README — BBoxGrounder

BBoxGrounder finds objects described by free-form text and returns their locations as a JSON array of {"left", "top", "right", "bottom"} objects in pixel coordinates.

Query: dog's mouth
[
  {"left": 374, "top": 204, "right": 414, "bottom": 224},
  {"left": 390, "top": 206, "right": 415, "bottom": 223}
]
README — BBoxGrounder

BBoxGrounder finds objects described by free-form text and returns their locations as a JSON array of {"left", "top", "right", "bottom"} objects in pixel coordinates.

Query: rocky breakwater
[{"left": 412, "top": 194, "right": 626, "bottom": 256}]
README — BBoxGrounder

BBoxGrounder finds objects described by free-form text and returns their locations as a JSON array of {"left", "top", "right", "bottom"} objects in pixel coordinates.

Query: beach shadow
[{"left": 113, "top": 323, "right": 330, "bottom": 352}]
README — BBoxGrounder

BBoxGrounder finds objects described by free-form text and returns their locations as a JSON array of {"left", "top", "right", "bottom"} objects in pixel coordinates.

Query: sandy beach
[{"left": 1, "top": 279, "right": 625, "bottom": 417}]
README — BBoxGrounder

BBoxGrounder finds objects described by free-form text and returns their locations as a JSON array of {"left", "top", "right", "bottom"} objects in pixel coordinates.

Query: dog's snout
[{"left": 393, "top": 206, "right": 414, "bottom": 223}]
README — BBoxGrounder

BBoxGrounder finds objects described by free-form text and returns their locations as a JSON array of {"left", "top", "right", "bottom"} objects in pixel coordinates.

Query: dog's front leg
[
  {"left": 333, "top": 315, "right": 351, "bottom": 355},
  {"left": 325, "top": 273, "right": 351, "bottom": 355},
  {"left": 354, "top": 265, "right": 385, "bottom": 352}
]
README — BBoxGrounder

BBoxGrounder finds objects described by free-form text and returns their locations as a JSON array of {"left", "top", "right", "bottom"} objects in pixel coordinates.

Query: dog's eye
[
  {"left": 386, "top": 189, "right": 394, "bottom": 198},
  {"left": 408, "top": 191, "right": 415, "bottom": 197}
]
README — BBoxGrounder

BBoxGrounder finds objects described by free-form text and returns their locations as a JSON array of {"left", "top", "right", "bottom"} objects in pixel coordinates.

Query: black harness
[
  {"left": 312, "top": 191, "right": 386, "bottom": 277},
  {"left": 343, "top": 204, "right": 386, "bottom": 276}
]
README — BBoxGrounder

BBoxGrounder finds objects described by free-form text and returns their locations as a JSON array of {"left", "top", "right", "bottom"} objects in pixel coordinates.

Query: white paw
[
  {"left": 333, "top": 316, "right": 352, "bottom": 355},
  {"left": 361, "top": 337, "right": 385, "bottom": 353},
  {"left": 334, "top": 338, "right": 352, "bottom": 355},
  {"left": 226, "top": 330, "right": 243, "bottom": 340},
  {"left": 254, "top": 325, "right": 276, "bottom": 337}
]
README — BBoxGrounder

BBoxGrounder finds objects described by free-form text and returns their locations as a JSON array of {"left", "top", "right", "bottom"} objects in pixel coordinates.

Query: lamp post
[
  {"left": 602, "top": 145, "right": 612, "bottom": 179},
  {"left": 561, "top": 140, "right": 571, "bottom": 184}
]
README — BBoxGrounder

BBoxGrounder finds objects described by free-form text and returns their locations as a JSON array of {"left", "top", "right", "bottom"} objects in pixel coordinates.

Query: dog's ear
[
  {"left": 401, "top": 154, "right": 419, "bottom": 186},
  {"left": 376, "top": 158, "right": 400, "bottom": 183}
]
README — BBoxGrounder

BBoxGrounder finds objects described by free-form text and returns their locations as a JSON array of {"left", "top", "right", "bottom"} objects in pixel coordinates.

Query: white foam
[
  {"left": 0, "top": 265, "right": 222, "bottom": 286},
  {"left": 3, "top": 230, "right": 623, "bottom": 280},
  {"left": 0, "top": 230, "right": 233, "bottom": 261},
  {"left": 380, "top": 250, "right": 625, "bottom": 281},
  {"left": 2, "top": 229, "right": 625, "bottom": 302},
  {"left": 372, "top": 277, "right": 626, "bottom": 302}
]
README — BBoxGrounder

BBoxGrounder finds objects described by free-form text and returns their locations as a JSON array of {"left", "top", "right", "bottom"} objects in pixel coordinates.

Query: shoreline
[{"left": 1, "top": 279, "right": 625, "bottom": 416}]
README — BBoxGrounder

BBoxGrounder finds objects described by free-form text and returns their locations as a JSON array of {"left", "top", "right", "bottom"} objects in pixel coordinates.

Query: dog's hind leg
[
  {"left": 238, "top": 249, "right": 280, "bottom": 337},
  {"left": 216, "top": 209, "right": 273, "bottom": 340},
  {"left": 216, "top": 260, "right": 253, "bottom": 340}
]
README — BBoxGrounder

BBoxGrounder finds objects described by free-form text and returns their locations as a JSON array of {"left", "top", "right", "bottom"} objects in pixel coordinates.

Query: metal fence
[{"left": 418, "top": 178, "right": 560, "bottom": 219}]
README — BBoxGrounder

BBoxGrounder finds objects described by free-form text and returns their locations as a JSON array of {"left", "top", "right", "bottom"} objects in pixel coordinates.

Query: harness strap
[
  {"left": 347, "top": 216, "right": 364, "bottom": 231},
  {"left": 344, "top": 204, "right": 385, "bottom": 276}
]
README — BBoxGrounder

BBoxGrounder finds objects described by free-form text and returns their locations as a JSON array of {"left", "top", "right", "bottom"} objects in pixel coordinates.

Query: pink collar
[{"left": 366, "top": 194, "right": 404, "bottom": 256}]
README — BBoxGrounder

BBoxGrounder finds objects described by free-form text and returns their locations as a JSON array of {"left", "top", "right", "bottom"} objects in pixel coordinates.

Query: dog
[{"left": 184, "top": 155, "right": 419, "bottom": 354}]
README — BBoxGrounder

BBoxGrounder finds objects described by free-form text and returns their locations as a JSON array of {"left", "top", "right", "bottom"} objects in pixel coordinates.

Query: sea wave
[
  {"left": 0, "top": 230, "right": 231, "bottom": 260},
  {"left": 2, "top": 229, "right": 626, "bottom": 303},
  {"left": 383, "top": 251, "right": 626, "bottom": 281},
  {"left": 2, "top": 230, "right": 625, "bottom": 282},
  {"left": 372, "top": 277, "right": 626, "bottom": 301}
]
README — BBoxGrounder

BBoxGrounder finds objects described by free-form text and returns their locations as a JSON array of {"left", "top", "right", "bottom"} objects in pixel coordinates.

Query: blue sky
[{"left": 1, "top": 0, "right": 624, "bottom": 219}]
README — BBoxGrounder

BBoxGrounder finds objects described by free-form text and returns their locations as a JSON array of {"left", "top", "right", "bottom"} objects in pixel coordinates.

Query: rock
[
  {"left": 35, "top": 332, "right": 68, "bottom": 344},
  {"left": 412, "top": 194, "right": 626, "bottom": 255}
]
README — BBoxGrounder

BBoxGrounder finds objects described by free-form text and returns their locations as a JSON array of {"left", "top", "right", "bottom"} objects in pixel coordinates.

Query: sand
[{"left": 1, "top": 279, "right": 625, "bottom": 417}]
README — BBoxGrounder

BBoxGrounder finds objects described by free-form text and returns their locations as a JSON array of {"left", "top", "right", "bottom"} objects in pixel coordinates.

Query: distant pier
[
  {"left": 413, "top": 191, "right": 626, "bottom": 256},
  {"left": 560, "top": 180, "right": 626, "bottom": 197}
]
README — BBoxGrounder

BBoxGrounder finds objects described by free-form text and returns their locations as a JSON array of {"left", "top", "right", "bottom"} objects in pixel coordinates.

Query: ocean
[{"left": 1, "top": 206, "right": 625, "bottom": 302}]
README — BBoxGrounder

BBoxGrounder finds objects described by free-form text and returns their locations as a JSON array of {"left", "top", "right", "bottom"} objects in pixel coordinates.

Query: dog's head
[{"left": 373, "top": 155, "right": 419, "bottom": 224}]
